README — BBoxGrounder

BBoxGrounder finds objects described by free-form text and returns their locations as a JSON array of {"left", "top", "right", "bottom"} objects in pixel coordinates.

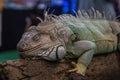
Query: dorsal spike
[
  {"left": 91, "top": 8, "right": 97, "bottom": 19},
  {"left": 44, "top": 11, "right": 48, "bottom": 22},
  {"left": 50, "top": 9, "right": 55, "bottom": 14},
  {"left": 36, "top": 17, "right": 43, "bottom": 23},
  {"left": 96, "top": 10, "right": 102, "bottom": 19},
  {"left": 73, "top": 10, "right": 79, "bottom": 19},
  {"left": 87, "top": 9, "right": 93, "bottom": 19},
  {"left": 83, "top": 11, "right": 90, "bottom": 19},
  {"left": 102, "top": 11, "right": 106, "bottom": 19},
  {"left": 78, "top": 10, "right": 85, "bottom": 19}
]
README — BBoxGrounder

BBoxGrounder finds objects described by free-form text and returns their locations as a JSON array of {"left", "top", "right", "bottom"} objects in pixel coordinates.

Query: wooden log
[{"left": 0, "top": 52, "right": 120, "bottom": 80}]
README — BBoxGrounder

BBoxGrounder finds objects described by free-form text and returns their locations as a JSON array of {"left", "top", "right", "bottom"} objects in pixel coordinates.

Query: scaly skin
[{"left": 17, "top": 10, "right": 120, "bottom": 77}]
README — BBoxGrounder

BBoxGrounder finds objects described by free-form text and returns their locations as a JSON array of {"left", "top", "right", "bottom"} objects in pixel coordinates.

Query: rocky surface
[{"left": 0, "top": 52, "right": 120, "bottom": 80}]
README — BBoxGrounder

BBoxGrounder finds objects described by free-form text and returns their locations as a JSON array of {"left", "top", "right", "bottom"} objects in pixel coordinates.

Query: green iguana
[{"left": 17, "top": 9, "right": 120, "bottom": 77}]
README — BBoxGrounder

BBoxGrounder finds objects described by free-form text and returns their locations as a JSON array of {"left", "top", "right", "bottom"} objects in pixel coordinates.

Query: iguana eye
[{"left": 32, "top": 34, "right": 40, "bottom": 41}]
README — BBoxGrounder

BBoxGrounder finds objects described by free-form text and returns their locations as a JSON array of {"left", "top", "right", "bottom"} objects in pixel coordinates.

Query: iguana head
[{"left": 17, "top": 20, "right": 69, "bottom": 61}]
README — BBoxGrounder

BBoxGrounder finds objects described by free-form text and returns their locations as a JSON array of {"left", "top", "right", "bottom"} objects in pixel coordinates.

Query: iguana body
[{"left": 17, "top": 10, "right": 120, "bottom": 76}]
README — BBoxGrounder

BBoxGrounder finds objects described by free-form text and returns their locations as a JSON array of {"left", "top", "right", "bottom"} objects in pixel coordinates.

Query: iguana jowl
[{"left": 17, "top": 9, "right": 120, "bottom": 76}]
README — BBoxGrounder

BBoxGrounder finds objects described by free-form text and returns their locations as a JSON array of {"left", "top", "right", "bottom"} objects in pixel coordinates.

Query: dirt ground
[{"left": 0, "top": 52, "right": 120, "bottom": 80}]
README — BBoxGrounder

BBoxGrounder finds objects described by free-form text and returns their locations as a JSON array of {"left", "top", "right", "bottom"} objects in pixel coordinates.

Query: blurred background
[{"left": 0, "top": 0, "right": 119, "bottom": 62}]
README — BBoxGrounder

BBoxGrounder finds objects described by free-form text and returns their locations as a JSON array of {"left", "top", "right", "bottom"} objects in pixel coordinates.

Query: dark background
[
  {"left": 0, "top": 0, "right": 77, "bottom": 52},
  {"left": 0, "top": 0, "right": 119, "bottom": 52}
]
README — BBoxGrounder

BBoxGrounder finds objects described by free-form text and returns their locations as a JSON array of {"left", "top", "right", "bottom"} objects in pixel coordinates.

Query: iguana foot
[
  {"left": 69, "top": 62, "right": 87, "bottom": 76},
  {"left": 69, "top": 62, "right": 78, "bottom": 72},
  {"left": 70, "top": 72, "right": 88, "bottom": 80}
]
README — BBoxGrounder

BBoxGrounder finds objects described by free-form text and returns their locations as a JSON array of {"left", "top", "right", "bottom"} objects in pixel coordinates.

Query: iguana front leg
[{"left": 69, "top": 40, "right": 96, "bottom": 76}]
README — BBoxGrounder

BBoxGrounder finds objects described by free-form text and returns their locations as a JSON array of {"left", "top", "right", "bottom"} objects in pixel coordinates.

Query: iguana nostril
[
  {"left": 18, "top": 42, "right": 28, "bottom": 51},
  {"left": 21, "top": 43, "right": 26, "bottom": 48}
]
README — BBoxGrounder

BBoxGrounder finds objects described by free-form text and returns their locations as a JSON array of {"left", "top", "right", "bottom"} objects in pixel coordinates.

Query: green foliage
[{"left": 0, "top": 50, "right": 19, "bottom": 62}]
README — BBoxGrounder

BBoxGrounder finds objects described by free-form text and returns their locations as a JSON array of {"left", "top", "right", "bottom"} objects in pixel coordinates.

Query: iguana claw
[
  {"left": 69, "top": 68, "right": 78, "bottom": 72},
  {"left": 69, "top": 61, "right": 87, "bottom": 76},
  {"left": 69, "top": 61, "right": 78, "bottom": 72}
]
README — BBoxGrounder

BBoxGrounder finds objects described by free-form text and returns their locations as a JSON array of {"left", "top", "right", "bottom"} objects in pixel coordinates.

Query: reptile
[{"left": 17, "top": 9, "right": 120, "bottom": 77}]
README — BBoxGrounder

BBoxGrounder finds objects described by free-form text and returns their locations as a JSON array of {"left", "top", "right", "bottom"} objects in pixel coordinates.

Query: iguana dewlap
[{"left": 17, "top": 10, "right": 120, "bottom": 76}]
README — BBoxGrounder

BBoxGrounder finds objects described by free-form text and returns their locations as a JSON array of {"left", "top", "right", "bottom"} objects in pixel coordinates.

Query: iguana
[{"left": 17, "top": 9, "right": 120, "bottom": 77}]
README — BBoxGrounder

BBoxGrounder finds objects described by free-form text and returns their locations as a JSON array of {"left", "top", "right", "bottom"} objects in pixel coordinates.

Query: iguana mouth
[
  {"left": 18, "top": 44, "right": 44, "bottom": 53},
  {"left": 18, "top": 43, "right": 62, "bottom": 54}
]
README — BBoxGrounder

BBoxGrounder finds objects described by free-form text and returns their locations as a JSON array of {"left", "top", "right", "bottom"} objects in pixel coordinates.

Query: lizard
[{"left": 17, "top": 9, "right": 120, "bottom": 77}]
